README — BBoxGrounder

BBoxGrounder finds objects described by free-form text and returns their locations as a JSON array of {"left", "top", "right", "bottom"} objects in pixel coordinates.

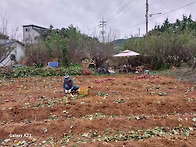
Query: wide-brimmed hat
[
  {"left": 64, "top": 75, "right": 71, "bottom": 81},
  {"left": 64, "top": 75, "right": 70, "bottom": 78}
]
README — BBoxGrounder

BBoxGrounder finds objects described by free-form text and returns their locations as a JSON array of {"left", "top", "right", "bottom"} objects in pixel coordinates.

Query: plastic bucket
[
  {"left": 79, "top": 87, "right": 88, "bottom": 95},
  {"left": 144, "top": 70, "right": 150, "bottom": 75}
]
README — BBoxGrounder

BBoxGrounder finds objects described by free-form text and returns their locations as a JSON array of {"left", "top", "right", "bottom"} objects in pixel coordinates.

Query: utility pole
[
  {"left": 145, "top": 0, "right": 161, "bottom": 34},
  {"left": 138, "top": 28, "right": 140, "bottom": 37},
  {"left": 145, "top": 0, "right": 149, "bottom": 34},
  {"left": 99, "top": 18, "right": 106, "bottom": 43}
]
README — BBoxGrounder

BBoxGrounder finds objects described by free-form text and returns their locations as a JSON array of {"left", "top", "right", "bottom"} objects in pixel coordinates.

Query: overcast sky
[{"left": 1, "top": 0, "right": 196, "bottom": 41}]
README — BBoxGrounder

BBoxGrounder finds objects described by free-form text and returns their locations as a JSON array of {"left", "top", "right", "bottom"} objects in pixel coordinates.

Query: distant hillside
[
  {"left": 113, "top": 39, "right": 127, "bottom": 45},
  {"left": 113, "top": 37, "right": 142, "bottom": 45}
]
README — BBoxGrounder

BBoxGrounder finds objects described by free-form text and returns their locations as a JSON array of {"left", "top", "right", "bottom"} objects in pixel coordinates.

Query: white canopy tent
[
  {"left": 113, "top": 50, "right": 140, "bottom": 73},
  {"left": 113, "top": 50, "right": 140, "bottom": 57}
]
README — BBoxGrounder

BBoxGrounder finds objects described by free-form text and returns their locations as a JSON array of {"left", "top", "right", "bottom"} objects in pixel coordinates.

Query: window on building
[
  {"left": 25, "top": 28, "right": 30, "bottom": 32},
  {"left": 10, "top": 54, "right": 16, "bottom": 61}
]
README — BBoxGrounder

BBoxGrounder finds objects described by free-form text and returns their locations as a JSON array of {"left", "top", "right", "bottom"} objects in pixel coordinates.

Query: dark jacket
[{"left": 63, "top": 76, "right": 74, "bottom": 89}]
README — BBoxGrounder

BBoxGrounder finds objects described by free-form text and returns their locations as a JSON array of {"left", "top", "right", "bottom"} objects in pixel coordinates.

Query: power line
[
  {"left": 149, "top": 0, "right": 196, "bottom": 21},
  {"left": 150, "top": 0, "right": 164, "bottom": 13},
  {"left": 107, "top": 0, "right": 135, "bottom": 23},
  {"left": 106, "top": 0, "right": 132, "bottom": 22},
  {"left": 81, "top": 1, "right": 127, "bottom": 38},
  {"left": 120, "top": 0, "right": 196, "bottom": 36},
  {"left": 107, "top": 0, "right": 139, "bottom": 24},
  {"left": 121, "top": 20, "right": 145, "bottom": 34},
  {"left": 146, "top": 0, "right": 161, "bottom": 33},
  {"left": 105, "top": 0, "right": 126, "bottom": 21},
  {"left": 83, "top": 2, "right": 129, "bottom": 38},
  {"left": 97, "top": 0, "right": 135, "bottom": 40},
  {"left": 106, "top": 0, "right": 135, "bottom": 23},
  {"left": 118, "top": 4, "right": 145, "bottom": 33}
]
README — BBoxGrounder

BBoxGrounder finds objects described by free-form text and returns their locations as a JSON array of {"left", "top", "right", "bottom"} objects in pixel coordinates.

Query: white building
[
  {"left": 0, "top": 40, "right": 25, "bottom": 67},
  {"left": 23, "top": 24, "right": 47, "bottom": 44}
]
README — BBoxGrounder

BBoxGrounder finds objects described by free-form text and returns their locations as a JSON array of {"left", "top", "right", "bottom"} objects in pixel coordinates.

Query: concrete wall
[{"left": 23, "top": 26, "right": 40, "bottom": 44}]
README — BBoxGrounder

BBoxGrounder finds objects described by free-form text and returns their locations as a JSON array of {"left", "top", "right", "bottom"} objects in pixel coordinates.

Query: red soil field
[{"left": 0, "top": 74, "right": 196, "bottom": 146}]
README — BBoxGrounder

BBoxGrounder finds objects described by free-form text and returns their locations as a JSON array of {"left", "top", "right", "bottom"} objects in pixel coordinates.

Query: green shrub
[
  {"left": 13, "top": 67, "right": 32, "bottom": 78},
  {"left": 56, "top": 67, "right": 67, "bottom": 76},
  {"left": 64, "top": 64, "right": 82, "bottom": 75},
  {"left": 0, "top": 69, "right": 14, "bottom": 79},
  {"left": 42, "top": 68, "right": 57, "bottom": 77},
  {"left": 0, "top": 64, "right": 82, "bottom": 79}
]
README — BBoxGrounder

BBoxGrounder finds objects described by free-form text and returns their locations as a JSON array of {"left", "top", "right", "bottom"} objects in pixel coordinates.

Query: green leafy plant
[{"left": 0, "top": 64, "right": 82, "bottom": 78}]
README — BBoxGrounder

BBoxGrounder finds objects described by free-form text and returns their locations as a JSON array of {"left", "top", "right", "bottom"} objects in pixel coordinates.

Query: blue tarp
[
  {"left": 13, "top": 65, "right": 25, "bottom": 68},
  {"left": 48, "top": 62, "right": 58, "bottom": 68}
]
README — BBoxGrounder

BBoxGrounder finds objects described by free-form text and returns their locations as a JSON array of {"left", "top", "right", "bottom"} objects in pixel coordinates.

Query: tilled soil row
[{"left": 0, "top": 75, "right": 196, "bottom": 146}]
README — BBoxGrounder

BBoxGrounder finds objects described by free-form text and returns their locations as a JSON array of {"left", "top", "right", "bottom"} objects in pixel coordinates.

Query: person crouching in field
[{"left": 63, "top": 75, "right": 79, "bottom": 93}]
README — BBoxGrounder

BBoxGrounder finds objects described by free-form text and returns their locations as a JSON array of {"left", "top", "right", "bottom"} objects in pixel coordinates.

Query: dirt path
[{"left": 0, "top": 75, "right": 196, "bottom": 146}]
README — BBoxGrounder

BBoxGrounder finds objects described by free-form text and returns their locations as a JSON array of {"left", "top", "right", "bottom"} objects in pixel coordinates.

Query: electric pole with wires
[
  {"left": 99, "top": 18, "right": 106, "bottom": 43},
  {"left": 145, "top": 0, "right": 149, "bottom": 34},
  {"left": 145, "top": 0, "right": 161, "bottom": 34}
]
